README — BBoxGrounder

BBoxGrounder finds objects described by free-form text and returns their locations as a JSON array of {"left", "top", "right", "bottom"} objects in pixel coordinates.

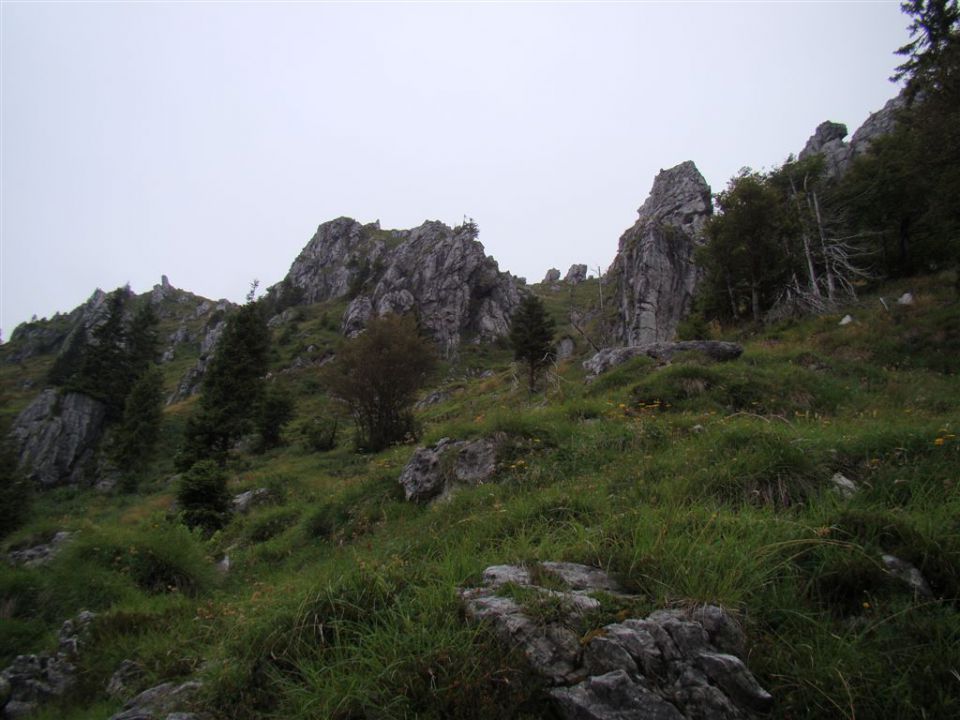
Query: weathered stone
[
  {"left": 550, "top": 670, "right": 685, "bottom": 720},
  {"left": 544, "top": 268, "right": 561, "bottom": 283},
  {"left": 276, "top": 218, "right": 519, "bottom": 354},
  {"left": 7, "top": 531, "right": 73, "bottom": 567},
  {"left": 557, "top": 337, "right": 576, "bottom": 360},
  {"left": 168, "top": 316, "right": 229, "bottom": 403},
  {"left": 830, "top": 472, "right": 858, "bottom": 499},
  {"left": 583, "top": 342, "right": 743, "bottom": 379},
  {"left": 565, "top": 264, "right": 588, "bottom": 285},
  {"left": 414, "top": 390, "right": 450, "bottom": 410},
  {"left": 108, "top": 680, "right": 203, "bottom": 720},
  {"left": 798, "top": 91, "right": 904, "bottom": 180},
  {"left": 460, "top": 565, "right": 768, "bottom": 720},
  {"left": 696, "top": 653, "right": 774, "bottom": 713},
  {"left": 881, "top": 554, "right": 933, "bottom": 598},
  {"left": 106, "top": 660, "right": 145, "bottom": 699},
  {"left": 0, "top": 612, "right": 96, "bottom": 717},
  {"left": 231, "top": 488, "right": 275, "bottom": 514},
  {"left": 896, "top": 292, "right": 914, "bottom": 306},
  {"left": 610, "top": 161, "right": 712, "bottom": 346},
  {"left": 839, "top": 315, "right": 853, "bottom": 326},
  {"left": 9, "top": 389, "right": 107, "bottom": 487},
  {"left": 398, "top": 436, "right": 502, "bottom": 504}
]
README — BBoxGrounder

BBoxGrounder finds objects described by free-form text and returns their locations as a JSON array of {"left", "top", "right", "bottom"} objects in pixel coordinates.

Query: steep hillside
[{"left": 1, "top": 270, "right": 957, "bottom": 720}]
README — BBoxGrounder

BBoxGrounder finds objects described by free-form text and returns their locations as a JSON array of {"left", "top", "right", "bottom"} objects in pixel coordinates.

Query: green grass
[{"left": 2, "top": 273, "right": 959, "bottom": 719}]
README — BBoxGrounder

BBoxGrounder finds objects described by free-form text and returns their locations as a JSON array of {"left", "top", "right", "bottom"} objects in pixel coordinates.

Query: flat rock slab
[
  {"left": 460, "top": 563, "right": 770, "bottom": 719},
  {"left": 584, "top": 342, "right": 743, "bottom": 379}
]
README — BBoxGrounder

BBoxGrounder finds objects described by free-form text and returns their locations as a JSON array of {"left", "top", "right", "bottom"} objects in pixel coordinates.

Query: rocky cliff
[
  {"left": 798, "top": 91, "right": 905, "bottom": 179},
  {"left": 276, "top": 218, "right": 520, "bottom": 354},
  {"left": 9, "top": 389, "right": 106, "bottom": 487},
  {"left": 608, "top": 161, "right": 712, "bottom": 346}
]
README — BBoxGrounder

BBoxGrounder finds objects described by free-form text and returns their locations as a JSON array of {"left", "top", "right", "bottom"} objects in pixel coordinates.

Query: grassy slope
[{"left": 2, "top": 273, "right": 959, "bottom": 720}]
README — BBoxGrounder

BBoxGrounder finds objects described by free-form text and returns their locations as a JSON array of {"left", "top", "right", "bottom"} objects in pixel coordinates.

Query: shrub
[
  {"left": 177, "top": 460, "right": 231, "bottom": 533},
  {"left": 321, "top": 314, "right": 436, "bottom": 452}
]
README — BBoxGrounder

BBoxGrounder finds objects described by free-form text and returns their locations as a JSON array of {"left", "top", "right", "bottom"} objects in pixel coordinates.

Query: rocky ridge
[
  {"left": 798, "top": 91, "right": 905, "bottom": 179},
  {"left": 276, "top": 218, "right": 520, "bottom": 353}
]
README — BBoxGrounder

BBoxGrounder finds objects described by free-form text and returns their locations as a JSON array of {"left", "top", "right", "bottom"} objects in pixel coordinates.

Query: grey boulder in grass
[
  {"left": 460, "top": 563, "right": 771, "bottom": 720},
  {"left": 583, "top": 342, "right": 744, "bottom": 379}
]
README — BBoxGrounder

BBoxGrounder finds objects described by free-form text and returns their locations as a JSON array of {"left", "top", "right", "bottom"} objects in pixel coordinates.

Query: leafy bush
[{"left": 177, "top": 460, "right": 231, "bottom": 533}]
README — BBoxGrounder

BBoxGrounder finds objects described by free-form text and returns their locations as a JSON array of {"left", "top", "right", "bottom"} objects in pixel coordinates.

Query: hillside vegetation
[{"left": 1, "top": 271, "right": 958, "bottom": 719}]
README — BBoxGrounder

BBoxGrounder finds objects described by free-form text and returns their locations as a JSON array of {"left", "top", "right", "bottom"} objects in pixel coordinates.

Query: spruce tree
[
  {"left": 113, "top": 366, "right": 165, "bottom": 488},
  {"left": 509, "top": 295, "right": 556, "bottom": 393},
  {"left": 179, "top": 293, "right": 271, "bottom": 467}
]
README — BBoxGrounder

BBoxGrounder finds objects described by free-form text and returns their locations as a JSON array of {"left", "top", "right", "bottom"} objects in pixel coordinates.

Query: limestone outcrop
[
  {"left": 9, "top": 389, "right": 106, "bottom": 487},
  {"left": 583, "top": 341, "right": 744, "bottom": 379},
  {"left": 460, "top": 563, "right": 771, "bottom": 719},
  {"left": 798, "top": 91, "right": 905, "bottom": 179},
  {"left": 276, "top": 218, "right": 520, "bottom": 353},
  {"left": 609, "top": 161, "right": 712, "bottom": 346},
  {"left": 1, "top": 611, "right": 96, "bottom": 719},
  {"left": 398, "top": 435, "right": 503, "bottom": 504}
]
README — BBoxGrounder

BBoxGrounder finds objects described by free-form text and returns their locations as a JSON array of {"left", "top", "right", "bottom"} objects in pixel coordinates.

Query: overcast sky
[{"left": 1, "top": 1, "right": 909, "bottom": 337}]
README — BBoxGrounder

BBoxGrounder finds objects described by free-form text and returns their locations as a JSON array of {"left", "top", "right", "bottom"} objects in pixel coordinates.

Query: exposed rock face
[
  {"left": 583, "top": 341, "right": 743, "bottom": 379},
  {"left": 610, "top": 161, "right": 712, "bottom": 347},
  {"left": 168, "top": 314, "right": 229, "bottom": 403},
  {"left": 564, "top": 264, "right": 588, "bottom": 284},
  {"left": 277, "top": 218, "right": 520, "bottom": 353},
  {"left": 543, "top": 268, "right": 561, "bottom": 283},
  {"left": 398, "top": 435, "right": 503, "bottom": 504},
  {"left": 0, "top": 611, "right": 96, "bottom": 719},
  {"left": 799, "top": 121, "right": 850, "bottom": 178},
  {"left": 231, "top": 488, "right": 276, "bottom": 514},
  {"left": 108, "top": 680, "right": 204, "bottom": 720},
  {"left": 7, "top": 531, "right": 73, "bottom": 568},
  {"left": 460, "top": 563, "right": 771, "bottom": 719},
  {"left": 798, "top": 91, "right": 905, "bottom": 179},
  {"left": 9, "top": 389, "right": 106, "bottom": 487}
]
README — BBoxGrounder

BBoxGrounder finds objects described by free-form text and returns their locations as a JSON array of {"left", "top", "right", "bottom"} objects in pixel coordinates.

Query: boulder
[
  {"left": 556, "top": 337, "right": 576, "bottom": 360},
  {"left": 829, "top": 473, "right": 858, "bottom": 499},
  {"left": 881, "top": 554, "right": 933, "bottom": 598},
  {"left": 460, "top": 563, "right": 770, "bottom": 719},
  {"left": 106, "top": 660, "right": 145, "bottom": 700},
  {"left": 398, "top": 436, "right": 503, "bottom": 504},
  {"left": 609, "top": 161, "right": 712, "bottom": 346},
  {"left": 231, "top": 488, "right": 276, "bottom": 514},
  {"left": 108, "top": 680, "right": 204, "bottom": 720},
  {"left": 896, "top": 292, "right": 914, "bottom": 306},
  {"left": 583, "top": 341, "right": 743, "bottom": 379},
  {"left": 564, "top": 264, "right": 588, "bottom": 285},
  {"left": 543, "top": 268, "right": 561, "bottom": 283},
  {"left": 9, "top": 389, "right": 107, "bottom": 487}
]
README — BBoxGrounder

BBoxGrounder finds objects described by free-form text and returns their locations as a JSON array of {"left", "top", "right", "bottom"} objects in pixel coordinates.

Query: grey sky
[{"left": 1, "top": 1, "right": 908, "bottom": 337}]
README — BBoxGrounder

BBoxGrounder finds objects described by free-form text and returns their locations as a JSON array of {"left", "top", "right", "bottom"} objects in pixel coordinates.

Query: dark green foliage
[
  {"left": 179, "top": 298, "right": 271, "bottom": 467},
  {"left": 74, "top": 289, "right": 134, "bottom": 421},
  {"left": 112, "top": 366, "right": 165, "bottom": 488},
  {"left": 321, "top": 314, "right": 436, "bottom": 452},
  {"left": 0, "top": 437, "right": 30, "bottom": 538},
  {"left": 256, "top": 386, "right": 295, "bottom": 451},
  {"left": 177, "top": 460, "right": 231, "bottom": 533},
  {"left": 509, "top": 294, "right": 556, "bottom": 392},
  {"left": 301, "top": 415, "right": 339, "bottom": 452},
  {"left": 836, "top": 2, "right": 960, "bottom": 277},
  {"left": 46, "top": 325, "right": 87, "bottom": 386}
]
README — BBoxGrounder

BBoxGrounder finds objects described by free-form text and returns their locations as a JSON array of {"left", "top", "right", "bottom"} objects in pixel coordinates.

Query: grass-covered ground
[{"left": 2, "top": 273, "right": 959, "bottom": 719}]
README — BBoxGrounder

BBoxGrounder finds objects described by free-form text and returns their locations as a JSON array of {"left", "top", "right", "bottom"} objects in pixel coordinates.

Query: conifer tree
[
  {"left": 179, "top": 289, "right": 271, "bottom": 467},
  {"left": 509, "top": 295, "right": 556, "bottom": 392},
  {"left": 113, "top": 366, "right": 165, "bottom": 488}
]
